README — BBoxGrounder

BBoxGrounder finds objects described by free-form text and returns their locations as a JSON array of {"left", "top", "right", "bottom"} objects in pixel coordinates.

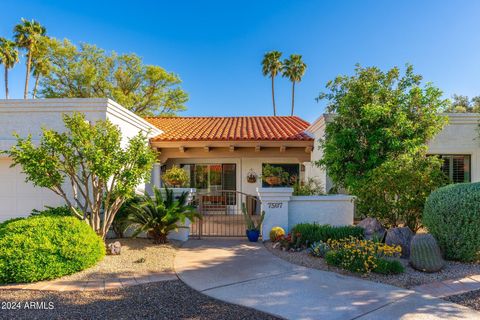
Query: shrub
[
  {"left": 373, "top": 259, "right": 405, "bottom": 275},
  {"left": 269, "top": 226, "right": 285, "bottom": 242},
  {"left": 292, "top": 223, "right": 364, "bottom": 246},
  {"left": 324, "top": 237, "right": 402, "bottom": 274},
  {"left": 293, "top": 178, "right": 324, "bottom": 196},
  {"left": 0, "top": 216, "right": 105, "bottom": 283},
  {"left": 31, "top": 205, "right": 73, "bottom": 217},
  {"left": 423, "top": 182, "right": 480, "bottom": 262},
  {"left": 162, "top": 165, "right": 189, "bottom": 187},
  {"left": 310, "top": 241, "right": 330, "bottom": 258}
]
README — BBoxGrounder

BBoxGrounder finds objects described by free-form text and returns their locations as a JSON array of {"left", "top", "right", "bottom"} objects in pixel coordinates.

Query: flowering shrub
[
  {"left": 277, "top": 232, "right": 303, "bottom": 250},
  {"left": 324, "top": 237, "right": 403, "bottom": 274}
]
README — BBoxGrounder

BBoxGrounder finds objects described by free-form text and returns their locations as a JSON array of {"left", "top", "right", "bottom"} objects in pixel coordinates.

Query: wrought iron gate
[{"left": 189, "top": 190, "right": 261, "bottom": 238}]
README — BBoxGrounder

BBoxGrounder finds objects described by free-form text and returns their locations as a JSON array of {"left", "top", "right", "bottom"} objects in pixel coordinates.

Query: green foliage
[
  {"left": 316, "top": 64, "right": 448, "bottom": 192},
  {"left": 409, "top": 234, "right": 445, "bottom": 272},
  {"left": 31, "top": 205, "right": 73, "bottom": 217},
  {"left": 0, "top": 37, "right": 19, "bottom": 99},
  {"left": 292, "top": 223, "right": 364, "bottom": 246},
  {"left": 443, "top": 94, "right": 480, "bottom": 113},
  {"left": 241, "top": 203, "right": 265, "bottom": 231},
  {"left": 5, "top": 112, "right": 156, "bottom": 238},
  {"left": 261, "top": 51, "right": 283, "bottom": 116},
  {"left": 127, "top": 187, "right": 200, "bottom": 244},
  {"left": 355, "top": 153, "right": 448, "bottom": 231},
  {"left": 310, "top": 241, "right": 330, "bottom": 258},
  {"left": 423, "top": 182, "right": 480, "bottom": 262},
  {"left": 38, "top": 38, "right": 188, "bottom": 116},
  {"left": 324, "top": 237, "right": 403, "bottom": 274},
  {"left": 269, "top": 226, "right": 285, "bottom": 242},
  {"left": 282, "top": 54, "right": 307, "bottom": 116},
  {"left": 0, "top": 216, "right": 105, "bottom": 283},
  {"left": 162, "top": 166, "right": 189, "bottom": 187},
  {"left": 111, "top": 195, "right": 141, "bottom": 238},
  {"left": 261, "top": 164, "right": 289, "bottom": 185},
  {"left": 293, "top": 178, "right": 324, "bottom": 196},
  {"left": 372, "top": 258, "right": 405, "bottom": 275}
]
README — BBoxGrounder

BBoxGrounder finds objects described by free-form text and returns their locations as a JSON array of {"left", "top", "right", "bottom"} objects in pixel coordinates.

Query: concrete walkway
[
  {"left": 413, "top": 275, "right": 480, "bottom": 298},
  {"left": 175, "top": 239, "right": 480, "bottom": 320}
]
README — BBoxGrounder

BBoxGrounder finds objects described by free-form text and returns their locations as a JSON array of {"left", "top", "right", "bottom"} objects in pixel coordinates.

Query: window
[
  {"left": 180, "top": 164, "right": 236, "bottom": 192},
  {"left": 262, "top": 163, "right": 300, "bottom": 187},
  {"left": 438, "top": 155, "right": 471, "bottom": 183}
]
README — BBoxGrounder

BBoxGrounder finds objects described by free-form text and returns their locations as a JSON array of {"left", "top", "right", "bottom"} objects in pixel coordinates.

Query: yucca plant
[{"left": 127, "top": 187, "right": 200, "bottom": 244}]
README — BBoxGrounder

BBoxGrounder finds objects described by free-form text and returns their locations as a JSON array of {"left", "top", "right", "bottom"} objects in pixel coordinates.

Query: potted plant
[
  {"left": 262, "top": 164, "right": 289, "bottom": 186},
  {"left": 242, "top": 203, "right": 265, "bottom": 242},
  {"left": 162, "top": 165, "right": 189, "bottom": 188}
]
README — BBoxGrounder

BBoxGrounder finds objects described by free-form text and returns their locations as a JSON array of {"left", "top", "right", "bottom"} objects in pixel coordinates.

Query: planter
[
  {"left": 265, "top": 176, "right": 281, "bottom": 186},
  {"left": 246, "top": 229, "right": 260, "bottom": 242},
  {"left": 168, "top": 219, "right": 191, "bottom": 242},
  {"left": 164, "top": 179, "right": 183, "bottom": 188}
]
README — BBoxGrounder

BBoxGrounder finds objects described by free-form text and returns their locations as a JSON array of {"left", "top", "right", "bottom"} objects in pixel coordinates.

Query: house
[{"left": 0, "top": 98, "right": 477, "bottom": 234}]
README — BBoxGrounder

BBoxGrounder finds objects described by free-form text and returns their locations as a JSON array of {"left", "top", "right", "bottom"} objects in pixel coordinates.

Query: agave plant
[
  {"left": 241, "top": 203, "right": 265, "bottom": 232},
  {"left": 127, "top": 187, "right": 200, "bottom": 244}
]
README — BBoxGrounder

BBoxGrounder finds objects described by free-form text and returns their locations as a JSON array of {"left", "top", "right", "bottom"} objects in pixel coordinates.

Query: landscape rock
[
  {"left": 385, "top": 227, "right": 414, "bottom": 258},
  {"left": 108, "top": 241, "right": 122, "bottom": 255},
  {"left": 357, "top": 217, "right": 386, "bottom": 241}
]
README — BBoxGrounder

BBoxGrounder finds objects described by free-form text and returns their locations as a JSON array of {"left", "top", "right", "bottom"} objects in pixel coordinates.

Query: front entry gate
[{"left": 189, "top": 190, "right": 262, "bottom": 238}]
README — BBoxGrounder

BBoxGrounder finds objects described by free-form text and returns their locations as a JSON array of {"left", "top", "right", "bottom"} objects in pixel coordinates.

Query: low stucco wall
[{"left": 288, "top": 195, "right": 355, "bottom": 229}]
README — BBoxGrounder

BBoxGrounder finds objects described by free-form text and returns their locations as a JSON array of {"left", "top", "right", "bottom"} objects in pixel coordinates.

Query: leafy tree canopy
[
  {"left": 316, "top": 64, "right": 448, "bottom": 191},
  {"left": 5, "top": 113, "right": 157, "bottom": 238},
  {"left": 39, "top": 38, "right": 188, "bottom": 116},
  {"left": 443, "top": 94, "right": 480, "bottom": 113}
]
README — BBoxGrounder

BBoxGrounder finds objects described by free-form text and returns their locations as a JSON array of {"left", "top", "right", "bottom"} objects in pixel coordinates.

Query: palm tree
[
  {"left": 127, "top": 187, "right": 200, "bottom": 244},
  {"left": 262, "top": 51, "right": 283, "bottom": 116},
  {"left": 13, "top": 18, "right": 46, "bottom": 98},
  {"left": 31, "top": 37, "right": 51, "bottom": 98},
  {"left": 0, "top": 38, "right": 19, "bottom": 99},
  {"left": 282, "top": 54, "right": 307, "bottom": 116}
]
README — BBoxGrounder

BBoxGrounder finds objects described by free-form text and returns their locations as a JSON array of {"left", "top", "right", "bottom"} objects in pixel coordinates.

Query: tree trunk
[
  {"left": 271, "top": 76, "right": 276, "bottom": 116},
  {"left": 32, "top": 74, "right": 40, "bottom": 98},
  {"left": 24, "top": 47, "right": 32, "bottom": 99},
  {"left": 152, "top": 228, "right": 168, "bottom": 244},
  {"left": 4, "top": 67, "right": 8, "bottom": 99},
  {"left": 291, "top": 81, "right": 296, "bottom": 116}
]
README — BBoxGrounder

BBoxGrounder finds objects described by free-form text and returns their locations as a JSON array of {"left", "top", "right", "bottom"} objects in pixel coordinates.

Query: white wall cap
[{"left": 290, "top": 194, "right": 355, "bottom": 202}]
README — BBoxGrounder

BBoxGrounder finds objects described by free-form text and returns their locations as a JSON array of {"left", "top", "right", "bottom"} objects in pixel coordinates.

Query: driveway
[{"left": 175, "top": 239, "right": 480, "bottom": 320}]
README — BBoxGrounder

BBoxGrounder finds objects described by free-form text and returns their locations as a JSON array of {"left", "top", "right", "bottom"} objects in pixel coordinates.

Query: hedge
[
  {"left": 0, "top": 216, "right": 105, "bottom": 283},
  {"left": 292, "top": 223, "right": 364, "bottom": 245},
  {"left": 423, "top": 182, "right": 480, "bottom": 262}
]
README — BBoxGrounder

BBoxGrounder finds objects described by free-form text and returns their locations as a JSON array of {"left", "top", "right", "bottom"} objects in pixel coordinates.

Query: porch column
[
  {"left": 147, "top": 163, "right": 162, "bottom": 195},
  {"left": 257, "top": 187, "right": 293, "bottom": 241}
]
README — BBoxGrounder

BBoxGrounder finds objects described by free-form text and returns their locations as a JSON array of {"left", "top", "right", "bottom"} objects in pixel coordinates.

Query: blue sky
[{"left": 1, "top": 0, "right": 479, "bottom": 122}]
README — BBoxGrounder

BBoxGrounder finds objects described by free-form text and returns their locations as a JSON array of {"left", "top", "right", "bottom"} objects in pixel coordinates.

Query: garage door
[{"left": 0, "top": 158, "right": 64, "bottom": 221}]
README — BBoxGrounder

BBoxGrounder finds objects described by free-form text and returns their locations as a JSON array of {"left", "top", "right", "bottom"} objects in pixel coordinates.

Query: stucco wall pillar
[
  {"left": 146, "top": 163, "right": 162, "bottom": 195},
  {"left": 257, "top": 187, "right": 293, "bottom": 241}
]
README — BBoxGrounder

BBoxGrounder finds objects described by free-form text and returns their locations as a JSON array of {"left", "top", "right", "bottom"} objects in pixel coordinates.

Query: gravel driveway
[{"left": 0, "top": 280, "right": 279, "bottom": 320}]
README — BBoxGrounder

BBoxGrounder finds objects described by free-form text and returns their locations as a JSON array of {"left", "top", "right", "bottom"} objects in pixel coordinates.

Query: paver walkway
[
  {"left": 0, "top": 271, "right": 177, "bottom": 292},
  {"left": 175, "top": 239, "right": 480, "bottom": 320},
  {"left": 413, "top": 275, "right": 480, "bottom": 298}
]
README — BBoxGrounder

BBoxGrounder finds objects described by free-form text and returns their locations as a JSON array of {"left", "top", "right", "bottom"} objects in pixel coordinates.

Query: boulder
[
  {"left": 357, "top": 218, "right": 386, "bottom": 241},
  {"left": 107, "top": 241, "right": 122, "bottom": 255},
  {"left": 409, "top": 234, "right": 445, "bottom": 273},
  {"left": 385, "top": 227, "right": 414, "bottom": 258}
]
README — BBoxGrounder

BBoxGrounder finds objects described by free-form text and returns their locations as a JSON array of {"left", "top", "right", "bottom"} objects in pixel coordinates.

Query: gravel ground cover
[
  {"left": 58, "top": 238, "right": 178, "bottom": 282},
  {"left": 445, "top": 289, "right": 480, "bottom": 311},
  {"left": 264, "top": 241, "right": 480, "bottom": 289},
  {"left": 0, "top": 280, "right": 279, "bottom": 320}
]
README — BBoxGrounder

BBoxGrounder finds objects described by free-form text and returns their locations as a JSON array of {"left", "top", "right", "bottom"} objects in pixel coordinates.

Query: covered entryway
[{"left": 189, "top": 190, "right": 261, "bottom": 238}]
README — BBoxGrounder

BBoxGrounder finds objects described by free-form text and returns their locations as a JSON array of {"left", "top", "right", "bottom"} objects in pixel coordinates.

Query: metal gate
[{"left": 189, "top": 190, "right": 261, "bottom": 238}]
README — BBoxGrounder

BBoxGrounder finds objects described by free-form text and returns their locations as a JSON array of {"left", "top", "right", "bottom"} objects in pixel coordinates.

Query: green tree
[
  {"left": 282, "top": 54, "right": 307, "bottom": 116},
  {"left": 316, "top": 64, "right": 448, "bottom": 193},
  {"left": 5, "top": 113, "right": 156, "bottom": 239},
  {"left": 31, "top": 36, "right": 52, "bottom": 98},
  {"left": 0, "top": 38, "right": 19, "bottom": 99},
  {"left": 13, "top": 18, "right": 47, "bottom": 98},
  {"left": 39, "top": 39, "right": 188, "bottom": 116},
  {"left": 355, "top": 153, "right": 447, "bottom": 232},
  {"left": 261, "top": 51, "right": 283, "bottom": 116},
  {"left": 443, "top": 94, "right": 480, "bottom": 113}
]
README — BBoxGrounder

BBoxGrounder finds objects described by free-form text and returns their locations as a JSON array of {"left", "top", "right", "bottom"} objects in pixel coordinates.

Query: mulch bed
[
  {"left": 264, "top": 241, "right": 480, "bottom": 289},
  {"left": 0, "top": 280, "right": 279, "bottom": 320}
]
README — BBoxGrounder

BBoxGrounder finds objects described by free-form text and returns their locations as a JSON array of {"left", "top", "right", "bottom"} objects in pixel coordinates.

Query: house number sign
[{"left": 267, "top": 202, "right": 283, "bottom": 209}]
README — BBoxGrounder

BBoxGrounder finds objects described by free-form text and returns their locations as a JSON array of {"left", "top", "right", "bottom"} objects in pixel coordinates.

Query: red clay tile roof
[{"left": 145, "top": 116, "right": 313, "bottom": 142}]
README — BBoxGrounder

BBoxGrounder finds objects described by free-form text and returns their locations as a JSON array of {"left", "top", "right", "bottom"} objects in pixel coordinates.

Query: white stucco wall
[
  {"left": 306, "top": 113, "right": 480, "bottom": 186},
  {"left": 0, "top": 98, "right": 162, "bottom": 221}
]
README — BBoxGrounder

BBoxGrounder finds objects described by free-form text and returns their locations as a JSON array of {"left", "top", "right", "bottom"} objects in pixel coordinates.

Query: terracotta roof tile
[{"left": 145, "top": 116, "right": 313, "bottom": 142}]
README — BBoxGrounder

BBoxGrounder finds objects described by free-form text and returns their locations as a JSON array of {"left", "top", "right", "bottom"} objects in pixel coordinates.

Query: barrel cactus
[
  {"left": 269, "top": 226, "right": 285, "bottom": 242},
  {"left": 409, "top": 234, "right": 445, "bottom": 272}
]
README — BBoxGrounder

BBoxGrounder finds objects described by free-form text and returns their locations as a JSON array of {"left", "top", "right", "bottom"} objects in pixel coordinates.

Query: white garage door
[{"left": 0, "top": 158, "right": 64, "bottom": 221}]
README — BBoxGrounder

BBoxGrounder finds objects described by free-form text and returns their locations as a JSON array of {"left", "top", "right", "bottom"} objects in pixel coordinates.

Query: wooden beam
[
  {"left": 305, "top": 146, "right": 313, "bottom": 153},
  {"left": 179, "top": 146, "right": 185, "bottom": 153},
  {"left": 204, "top": 146, "right": 210, "bottom": 152},
  {"left": 280, "top": 145, "right": 286, "bottom": 153},
  {"left": 255, "top": 145, "right": 261, "bottom": 152},
  {"left": 229, "top": 145, "right": 235, "bottom": 152}
]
